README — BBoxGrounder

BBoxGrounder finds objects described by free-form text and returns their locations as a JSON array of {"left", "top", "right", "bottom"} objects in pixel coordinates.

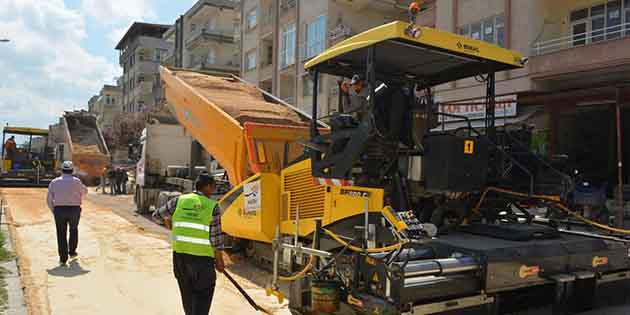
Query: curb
[{"left": 0, "top": 200, "right": 27, "bottom": 315}]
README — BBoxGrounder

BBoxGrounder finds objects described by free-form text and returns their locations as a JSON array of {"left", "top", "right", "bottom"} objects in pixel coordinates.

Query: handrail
[
  {"left": 500, "top": 127, "right": 573, "bottom": 196},
  {"left": 533, "top": 22, "right": 630, "bottom": 56}
]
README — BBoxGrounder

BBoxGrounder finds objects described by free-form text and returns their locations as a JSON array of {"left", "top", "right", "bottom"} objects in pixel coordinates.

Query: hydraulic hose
[
  {"left": 322, "top": 228, "right": 405, "bottom": 253},
  {"left": 277, "top": 240, "right": 316, "bottom": 282},
  {"left": 474, "top": 186, "right": 630, "bottom": 235},
  {"left": 278, "top": 256, "right": 313, "bottom": 281}
]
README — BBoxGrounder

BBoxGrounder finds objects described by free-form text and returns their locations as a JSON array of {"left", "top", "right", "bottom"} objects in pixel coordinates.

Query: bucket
[{"left": 311, "top": 280, "right": 340, "bottom": 313}]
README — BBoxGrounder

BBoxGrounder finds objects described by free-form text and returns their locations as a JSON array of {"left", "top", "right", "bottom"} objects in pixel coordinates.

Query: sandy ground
[{"left": 0, "top": 188, "right": 290, "bottom": 315}]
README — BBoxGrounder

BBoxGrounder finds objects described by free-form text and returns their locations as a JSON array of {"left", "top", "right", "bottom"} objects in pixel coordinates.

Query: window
[
  {"left": 280, "top": 24, "right": 296, "bottom": 68},
  {"left": 247, "top": 9, "right": 258, "bottom": 29},
  {"left": 495, "top": 15, "right": 505, "bottom": 48},
  {"left": 302, "top": 75, "right": 322, "bottom": 96},
  {"left": 459, "top": 15, "right": 505, "bottom": 47},
  {"left": 591, "top": 4, "right": 606, "bottom": 42},
  {"left": 305, "top": 15, "right": 327, "bottom": 59},
  {"left": 191, "top": 23, "right": 197, "bottom": 33},
  {"left": 189, "top": 54, "right": 196, "bottom": 67},
  {"left": 246, "top": 50, "right": 257, "bottom": 71},
  {"left": 206, "top": 49, "right": 216, "bottom": 65},
  {"left": 265, "top": 45, "right": 273, "bottom": 66},
  {"left": 570, "top": 1, "right": 630, "bottom": 45},
  {"left": 155, "top": 49, "right": 167, "bottom": 62},
  {"left": 607, "top": 0, "right": 622, "bottom": 40}
]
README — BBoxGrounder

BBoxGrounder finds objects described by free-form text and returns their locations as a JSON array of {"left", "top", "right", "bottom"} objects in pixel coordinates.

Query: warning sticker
[
  {"left": 244, "top": 180, "right": 261, "bottom": 214},
  {"left": 592, "top": 256, "right": 609, "bottom": 268},
  {"left": 464, "top": 140, "right": 475, "bottom": 155},
  {"left": 519, "top": 265, "right": 540, "bottom": 278}
]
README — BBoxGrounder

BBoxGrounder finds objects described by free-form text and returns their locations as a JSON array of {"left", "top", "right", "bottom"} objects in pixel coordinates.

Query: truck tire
[{"left": 135, "top": 185, "right": 145, "bottom": 213}]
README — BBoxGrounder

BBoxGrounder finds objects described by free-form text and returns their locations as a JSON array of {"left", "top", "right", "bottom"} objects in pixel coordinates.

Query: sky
[{"left": 0, "top": 0, "right": 195, "bottom": 129}]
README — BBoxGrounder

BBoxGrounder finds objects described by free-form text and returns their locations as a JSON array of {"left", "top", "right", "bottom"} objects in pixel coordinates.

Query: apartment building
[
  {"left": 240, "top": 0, "right": 426, "bottom": 116},
  {"left": 162, "top": 0, "right": 241, "bottom": 73},
  {"left": 88, "top": 85, "right": 123, "bottom": 133},
  {"left": 434, "top": 0, "right": 630, "bottom": 191},
  {"left": 115, "top": 22, "right": 172, "bottom": 113}
]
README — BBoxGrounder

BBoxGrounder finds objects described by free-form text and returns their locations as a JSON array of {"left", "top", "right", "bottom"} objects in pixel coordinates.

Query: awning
[{"left": 432, "top": 106, "right": 541, "bottom": 132}]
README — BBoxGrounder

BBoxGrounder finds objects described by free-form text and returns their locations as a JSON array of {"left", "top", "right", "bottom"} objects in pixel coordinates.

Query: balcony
[
  {"left": 185, "top": 28, "right": 235, "bottom": 49},
  {"left": 190, "top": 60, "right": 240, "bottom": 74},
  {"left": 329, "top": 24, "right": 353, "bottom": 44},
  {"left": 530, "top": 23, "right": 630, "bottom": 85},
  {"left": 260, "top": 13, "right": 274, "bottom": 37}
]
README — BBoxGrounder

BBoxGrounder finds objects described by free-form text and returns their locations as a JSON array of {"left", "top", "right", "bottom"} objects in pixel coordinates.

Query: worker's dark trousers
[
  {"left": 53, "top": 206, "right": 81, "bottom": 263},
  {"left": 173, "top": 252, "right": 216, "bottom": 315}
]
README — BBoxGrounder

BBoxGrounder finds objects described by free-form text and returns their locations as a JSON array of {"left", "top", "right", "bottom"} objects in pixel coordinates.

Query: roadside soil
[{"left": 0, "top": 188, "right": 289, "bottom": 315}]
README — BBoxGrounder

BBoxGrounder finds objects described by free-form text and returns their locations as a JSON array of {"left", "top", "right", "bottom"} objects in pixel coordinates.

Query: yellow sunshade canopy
[{"left": 305, "top": 21, "right": 524, "bottom": 86}]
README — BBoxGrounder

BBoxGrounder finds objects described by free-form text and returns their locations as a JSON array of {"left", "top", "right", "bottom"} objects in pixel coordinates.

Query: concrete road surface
[{"left": 0, "top": 188, "right": 289, "bottom": 315}]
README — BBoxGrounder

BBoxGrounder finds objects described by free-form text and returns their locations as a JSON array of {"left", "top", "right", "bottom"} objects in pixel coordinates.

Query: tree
[{"left": 108, "top": 112, "right": 147, "bottom": 149}]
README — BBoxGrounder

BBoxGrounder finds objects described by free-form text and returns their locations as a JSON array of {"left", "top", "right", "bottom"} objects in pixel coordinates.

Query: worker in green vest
[{"left": 153, "top": 172, "right": 225, "bottom": 315}]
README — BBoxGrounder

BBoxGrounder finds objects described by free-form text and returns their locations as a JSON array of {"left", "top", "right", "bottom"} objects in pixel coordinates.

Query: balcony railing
[
  {"left": 280, "top": 0, "right": 296, "bottom": 10},
  {"left": 186, "top": 27, "right": 235, "bottom": 46},
  {"left": 533, "top": 22, "right": 630, "bottom": 56},
  {"left": 329, "top": 24, "right": 353, "bottom": 41},
  {"left": 190, "top": 60, "right": 240, "bottom": 72}
]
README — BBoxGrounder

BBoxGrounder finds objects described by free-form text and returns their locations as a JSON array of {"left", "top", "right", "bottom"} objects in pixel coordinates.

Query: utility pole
[{"left": 615, "top": 86, "right": 625, "bottom": 228}]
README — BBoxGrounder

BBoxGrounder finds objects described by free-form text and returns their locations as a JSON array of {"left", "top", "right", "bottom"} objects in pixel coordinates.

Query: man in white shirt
[{"left": 46, "top": 161, "right": 87, "bottom": 265}]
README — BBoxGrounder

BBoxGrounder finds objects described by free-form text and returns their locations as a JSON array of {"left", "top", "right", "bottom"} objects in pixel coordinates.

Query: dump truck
[
  {"left": 162, "top": 17, "right": 630, "bottom": 315},
  {"left": 57, "top": 111, "right": 110, "bottom": 185},
  {"left": 134, "top": 114, "right": 196, "bottom": 212},
  {"left": 0, "top": 126, "right": 57, "bottom": 186}
]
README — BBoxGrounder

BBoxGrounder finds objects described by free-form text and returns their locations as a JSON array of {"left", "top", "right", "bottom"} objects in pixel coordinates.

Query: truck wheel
[{"left": 134, "top": 185, "right": 143, "bottom": 212}]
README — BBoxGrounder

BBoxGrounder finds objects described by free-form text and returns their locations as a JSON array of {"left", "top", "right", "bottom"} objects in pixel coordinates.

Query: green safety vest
[{"left": 171, "top": 193, "right": 217, "bottom": 258}]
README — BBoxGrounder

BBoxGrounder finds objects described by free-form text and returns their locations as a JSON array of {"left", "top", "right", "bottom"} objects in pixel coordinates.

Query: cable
[
  {"left": 277, "top": 247, "right": 315, "bottom": 282},
  {"left": 322, "top": 228, "right": 405, "bottom": 253},
  {"left": 473, "top": 186, "right": 630, "bottom": 235}
]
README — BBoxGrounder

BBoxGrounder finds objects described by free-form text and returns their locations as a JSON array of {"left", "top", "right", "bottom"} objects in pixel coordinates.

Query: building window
[
  {"left": 247, "top": 8, "right": 258, "bottom": 29},
  {"left": 206, "top": 49, "right": 216, "bottom": 65},
  {"left": 280, "top": 24, "right": 296, "bottom": 68},
  {"left": 305, "top": 15, "right": 327, "bottom": 60},
  {"left": 302, "top": 74, "right": 322, "bottom": 97},
  {"left": 262, "top": 44, "right": 273, "bottom": 66},
  {"left": 191, "top": 23, "right": 197, "bottom": 33},
  {"left": 155, "top": 49, "right": 167, "bottom": 62},
  {"left": 189, "top": 54, "right": 196, "bottom": 67},
  {"left": 570, "top": 1, "right": 630, "bottom": 46},
  {"left": 246, "top": 50, "right": 257, "bottom": 71},
  {"left": 459, "top": 14, "right": 505, "bottom": 47}
]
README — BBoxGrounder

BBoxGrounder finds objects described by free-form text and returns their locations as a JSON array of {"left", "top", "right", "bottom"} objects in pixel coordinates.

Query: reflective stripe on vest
[
  {"left": 171, "top": 193, "right": 217, "bottom": 257},
  {"left": 173, "top": 221, "right": 210, "bottom": 232},
  {"left": 172, "top": 235, "right": 211, "bottom": 246}
]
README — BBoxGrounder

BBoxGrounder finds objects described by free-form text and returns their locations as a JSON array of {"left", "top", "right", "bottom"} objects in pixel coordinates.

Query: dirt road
[{"left": 0, "top": 188, "right": 289, "bottom": 315}]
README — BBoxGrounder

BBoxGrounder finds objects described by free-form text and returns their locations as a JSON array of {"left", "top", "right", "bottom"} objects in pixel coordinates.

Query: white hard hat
[{"left": 61, "top": 161, "right": 74, "bottom": 172}]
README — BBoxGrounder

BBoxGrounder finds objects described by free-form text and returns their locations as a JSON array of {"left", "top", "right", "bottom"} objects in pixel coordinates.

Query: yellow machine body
[{"left": 221, "top": 159, "right": 384, "bottom": 243}]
